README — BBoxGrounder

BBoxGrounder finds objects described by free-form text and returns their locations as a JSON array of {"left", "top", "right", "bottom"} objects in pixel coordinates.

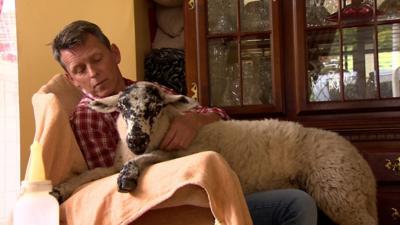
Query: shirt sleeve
[
  {"left": 70, "top": 103, "right": 120, "bottom": 169},
  {"left": 188, "top": 105, "right": 230, "bottom": 120},
  {"left": 153, "top": 82, "right": 230, "bottom": 120}
]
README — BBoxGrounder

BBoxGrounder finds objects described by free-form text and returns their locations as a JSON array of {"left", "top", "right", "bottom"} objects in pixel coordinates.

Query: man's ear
[
  {"left": 89, "top": 93, "right": 121, "bottom": 113},
  {"left": 110, "top": 43, "right": 121, "bottom": 64}
]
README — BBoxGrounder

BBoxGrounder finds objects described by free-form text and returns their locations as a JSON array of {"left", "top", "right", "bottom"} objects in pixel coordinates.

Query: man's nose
[{"left": 87, "top": 65, "right": 98, "bottom": 77}]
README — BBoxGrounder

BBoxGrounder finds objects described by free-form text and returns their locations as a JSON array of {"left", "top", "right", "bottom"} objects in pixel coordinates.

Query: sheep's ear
[
  {"left": 163, "top": 93, "right": 198, "bottom": 111},
  {"left": 89, "top": 93, "right": 121, "bottom": 113}
]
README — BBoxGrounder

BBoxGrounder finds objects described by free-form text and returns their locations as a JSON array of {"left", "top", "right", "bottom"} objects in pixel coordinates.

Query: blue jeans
[{"left": 245, "top": 189, "right": 318, "bottom": 225}]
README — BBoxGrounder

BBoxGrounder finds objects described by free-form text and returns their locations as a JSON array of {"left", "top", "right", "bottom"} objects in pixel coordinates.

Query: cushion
[
  {"left": 156, "top": 5, "right": 184, "bottom": 37},
  {"left": 28, "top": 74, "right": 87, "bottom": 185},
  {"left": 152, "top": 28, "right": 184, "bottom": 49}
]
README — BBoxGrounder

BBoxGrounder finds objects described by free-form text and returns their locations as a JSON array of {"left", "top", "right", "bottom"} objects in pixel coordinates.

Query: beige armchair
[{"left": 26, "top": 74, "right": 252, "bottom": 225}]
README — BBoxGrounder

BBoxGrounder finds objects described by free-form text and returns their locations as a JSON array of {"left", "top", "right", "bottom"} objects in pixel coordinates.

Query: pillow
[
  {"left": 27, "top": 74, "right": 87, "bottom": 185},
  {"left": 156, "top": 5, "right": 184, "bottom": 37},
  {"left": 152, "top": 28, "right": 184, "bottom": 49}
]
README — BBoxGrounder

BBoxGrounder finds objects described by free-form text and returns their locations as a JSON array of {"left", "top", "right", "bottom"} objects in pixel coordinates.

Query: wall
[{"left": 16, "top": 0, "right": 150, "bottom": 178}]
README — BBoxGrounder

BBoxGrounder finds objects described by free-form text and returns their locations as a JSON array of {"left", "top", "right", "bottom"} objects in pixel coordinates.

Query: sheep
[{"left": 54, "top": 82, "right": 378, "bottom": 225}]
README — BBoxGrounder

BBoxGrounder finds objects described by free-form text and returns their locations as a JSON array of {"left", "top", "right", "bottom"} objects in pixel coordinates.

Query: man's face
[{"left": 60, "top": 34, "right": 125, "bottom": 98}]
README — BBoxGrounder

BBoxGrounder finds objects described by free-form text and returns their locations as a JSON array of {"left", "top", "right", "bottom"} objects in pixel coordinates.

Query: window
[{"left": 0, "top": 0, "right": 20, "bottom": 224}]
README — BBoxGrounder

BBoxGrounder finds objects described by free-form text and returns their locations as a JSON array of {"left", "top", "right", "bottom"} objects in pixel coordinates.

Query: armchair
[{"left": 26, "top": 74, "right": 252, "bottom": 225}]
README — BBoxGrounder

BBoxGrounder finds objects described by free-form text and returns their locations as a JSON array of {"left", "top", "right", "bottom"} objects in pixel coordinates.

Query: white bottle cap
[{"left": 21, "top": 180, "right": 52, "bottom": 193}]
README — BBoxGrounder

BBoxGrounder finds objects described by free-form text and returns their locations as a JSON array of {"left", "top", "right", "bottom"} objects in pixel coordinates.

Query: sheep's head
[{"left": 89, "top": 82, "right": 197, "bottom": 154}]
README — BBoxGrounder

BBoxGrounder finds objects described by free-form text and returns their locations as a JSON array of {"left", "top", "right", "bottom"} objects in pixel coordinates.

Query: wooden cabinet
[
  {"left": 184, "top": 0, "right": 284, "bottom": 118},
  {"left": 184, "top": 0, "right": 400, "bottom": 224},
  {"left": 358, "top": 141, "right": 400, "bottom": 224},
  {"left": 377, "top": 187, "right": 400, "bottom": 224}
]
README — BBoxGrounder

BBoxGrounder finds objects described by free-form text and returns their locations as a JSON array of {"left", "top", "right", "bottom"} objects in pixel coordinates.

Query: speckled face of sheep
[
  {"left": 118, "top": 84, "right": 165, "bottom": 154},
  {"left": 90, "top": 82, "right": 197, "bottom": 155}
]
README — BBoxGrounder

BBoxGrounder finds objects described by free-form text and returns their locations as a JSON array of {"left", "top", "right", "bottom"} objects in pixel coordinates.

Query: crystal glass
[
  {"left": 377, "top": 0, "right": 400, "bottom": 21},
  {"left": 208, "top": 38, "right": 240, "bottom": 106},
  {"left": 325, "top": 0, "right": 376, "bottom": 25},
  {"left": 378, "top": 23, "right": 400, "bottom": 98},
  {"left": 307, "top": 29, "right": 341, "bottom": 102},
  {"left": 222, "top": 63, "right": 241, "bottom": 106},
  {"left": 240, "top": 0, "right": 270, "bottom": 32},
  {"left": 241, "top": 37, "right": 272, "bottom": 105},
  {"left": 306, "top": 0, "right": 338, "bottom": 27},
  {"left": 208, "top": 0, "right": 237, "bottom": 33},
  {"left": 343, "top": 26, "right": 378, "bottom": 100}
]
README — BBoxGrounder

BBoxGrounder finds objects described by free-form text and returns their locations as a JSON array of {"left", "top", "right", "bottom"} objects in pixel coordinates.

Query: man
[
  {"left": 52, "top": 20, "right": 228, "bottom": 169},
  {"left": 52, "top": 20, "right": 317, "bottom": 225}
]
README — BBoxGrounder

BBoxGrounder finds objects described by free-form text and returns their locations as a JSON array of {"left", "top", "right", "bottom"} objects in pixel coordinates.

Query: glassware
[
  {"left": 378, "top": 23, "right": 400, "bottom": 98},
  {"left": 256, "top": 53, "right": 272, "bottom": 104},
  {"left": 242, "top": 59, "right": 261, "bottom": 105},
  {"left": 307, "top": 29, "right": 342, "bottom": 102},
  {"left": 378, "top": 0, "right": 400, "bottom": 21},
  {"left": 325, "top": 0, "right": 381, "bottom": 24},
  {"left": 241, "top": 0, "right": 269, "bottom": 32},
  {"left": 241, "top": 37, "right": 272, "bottom": 105},
  {"left": 342, "top": 26, "right": 378, "bottom": 100},
  {"left": 209, "top": 40, "right": 229, "bottom": 106},
  {"left": 208, "top": 0, "right": 236, "bottom": 33},
  {"left": 209, "top": 39, "right": 240, "bottom": 106},
  {"left": 222, "top": 64, "right": 241, "bottom": 106},
  {"left": 306, "top": 0, "right": 332, "bottom": 27}
]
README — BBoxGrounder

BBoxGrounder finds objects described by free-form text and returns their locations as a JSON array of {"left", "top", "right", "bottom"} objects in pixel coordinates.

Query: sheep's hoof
[
  {"left": 118, "top": 177, "right": 137, "bottom": 193},
  {"left": 117, "top": 161, "right": 140, "bottom": 193}
]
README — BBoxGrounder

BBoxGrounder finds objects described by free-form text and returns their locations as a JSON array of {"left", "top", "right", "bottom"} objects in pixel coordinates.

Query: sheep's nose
[{"left": 127, "top": 133, "right": 149, "bottom": 155}]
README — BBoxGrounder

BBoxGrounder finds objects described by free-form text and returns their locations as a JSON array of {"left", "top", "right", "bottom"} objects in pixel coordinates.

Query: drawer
[
  {"left": 362, "top": 151, "right": 400, "bottom": 183},
  {"left": 377, "top": 188, "right": 400, "bottom": 225}
]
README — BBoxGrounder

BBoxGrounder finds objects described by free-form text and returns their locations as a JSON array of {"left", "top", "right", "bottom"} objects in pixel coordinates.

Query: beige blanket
[{"left": 26, "top": 74, "right": 252, "bottom": 225}]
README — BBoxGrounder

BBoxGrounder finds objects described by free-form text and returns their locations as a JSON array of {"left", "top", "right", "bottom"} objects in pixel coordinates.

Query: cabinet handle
[
  {"left": 188, "top": 0, "right": 195, "bottom": 10},
  {"left": 385, "top": 156, "right": 400, "bottom": 175},
  {"left": 392, "top": 208, "right": 400, "bottom": 220},
  {"left": 191, "top": 82, "right": 198, "bottom": 101}
]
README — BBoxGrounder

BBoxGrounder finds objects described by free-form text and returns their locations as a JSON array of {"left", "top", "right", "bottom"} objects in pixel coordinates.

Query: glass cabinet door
[
  {"left": 185, "top": 0, "right": 283, "bottom": 117},
  {"left": 294, "top": 0, "right": 400, "bottom": 113}
]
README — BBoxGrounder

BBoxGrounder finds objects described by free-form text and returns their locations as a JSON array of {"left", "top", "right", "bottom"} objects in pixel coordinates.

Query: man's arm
[{"left": 159, "top": 110, "right": 222, "bottom": 151}]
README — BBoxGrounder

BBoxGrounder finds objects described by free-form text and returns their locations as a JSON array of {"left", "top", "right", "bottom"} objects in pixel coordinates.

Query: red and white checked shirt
[{"left": 70, "top": 78, "right": 229, "bottom": 169}]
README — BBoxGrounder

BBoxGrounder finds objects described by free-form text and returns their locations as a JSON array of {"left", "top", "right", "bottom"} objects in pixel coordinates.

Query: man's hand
[{"left": 159, "top": 112, "right": 220, "bottom": 151}]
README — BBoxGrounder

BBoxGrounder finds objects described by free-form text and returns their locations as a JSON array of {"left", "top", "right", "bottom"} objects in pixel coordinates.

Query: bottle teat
[{"left": 28, "top": 141, "right": 46, "bottom": 182}]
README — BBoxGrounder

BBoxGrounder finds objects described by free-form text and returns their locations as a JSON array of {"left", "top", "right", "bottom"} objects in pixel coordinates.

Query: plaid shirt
[{"left": 70, "top": 79, "right": 229, "bottom": 169}]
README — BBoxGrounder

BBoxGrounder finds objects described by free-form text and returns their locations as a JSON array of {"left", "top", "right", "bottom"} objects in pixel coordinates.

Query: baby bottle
[{"left": 13, "top": 141, "right": 59, "bottom": 225}]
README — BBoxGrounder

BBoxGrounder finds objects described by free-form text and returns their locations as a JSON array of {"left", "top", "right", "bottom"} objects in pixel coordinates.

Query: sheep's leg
[
  {"left": 117, "top": 150, "right": 174, "bottom": 192},
  {"left": 52, "top": 166, "right": 119, "bottom": 203}
]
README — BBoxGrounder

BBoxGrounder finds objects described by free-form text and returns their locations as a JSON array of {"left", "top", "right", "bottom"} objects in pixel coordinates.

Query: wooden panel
[
  {"left": 363, "top": 151, "right": 400, "bottom": 183},
  {"left": 184, "top": 0, "right": 199, "bottom": 100},
  {"left": 377, "top": 187, "right": 400, "bottom": 225}
]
